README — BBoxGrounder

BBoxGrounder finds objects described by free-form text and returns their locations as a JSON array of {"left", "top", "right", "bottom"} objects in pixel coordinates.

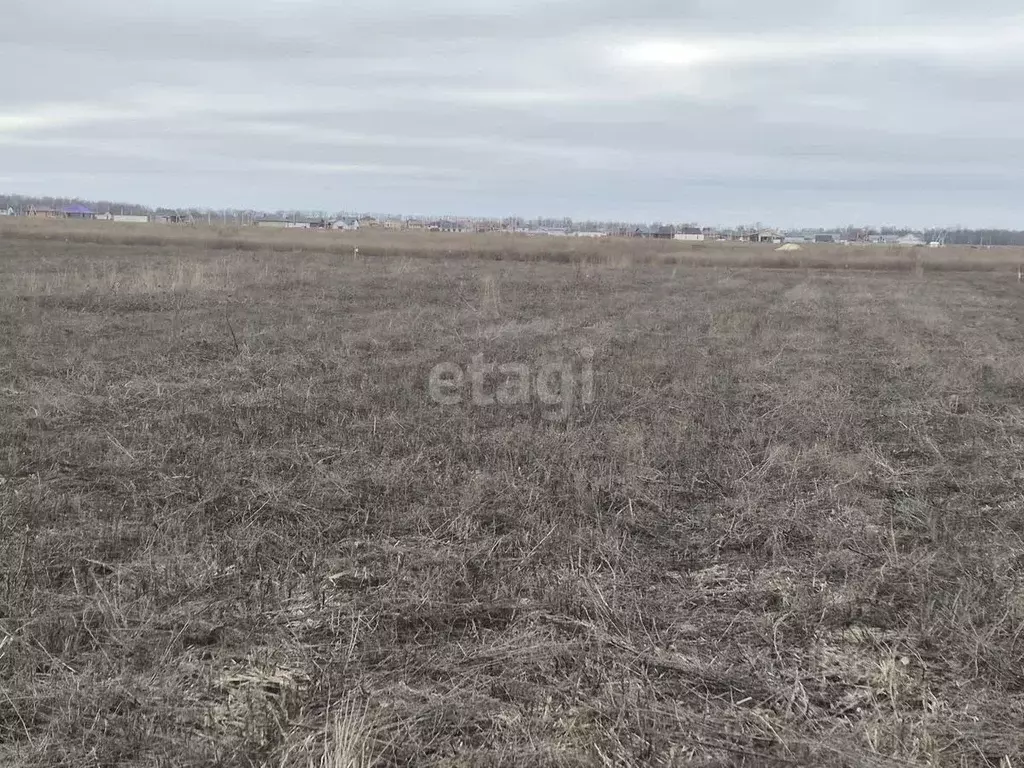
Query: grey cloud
[{"left": 2, "top": 0, "right": 1023, "bottom": 225}]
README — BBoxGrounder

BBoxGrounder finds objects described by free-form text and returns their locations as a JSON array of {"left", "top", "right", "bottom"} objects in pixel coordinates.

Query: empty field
[{"left": 1, "top": 232, "right": 1023, "bottom": 766}]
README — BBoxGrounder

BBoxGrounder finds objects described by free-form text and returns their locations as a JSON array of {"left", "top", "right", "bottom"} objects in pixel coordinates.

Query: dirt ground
[{"left": 2, "top": 234, "right": 1023, "bottom": 766}]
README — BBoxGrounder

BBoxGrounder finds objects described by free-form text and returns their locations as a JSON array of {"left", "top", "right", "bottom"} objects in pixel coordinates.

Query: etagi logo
[{"left": 428, "top": 348, "right": 595, "bottom": 421}]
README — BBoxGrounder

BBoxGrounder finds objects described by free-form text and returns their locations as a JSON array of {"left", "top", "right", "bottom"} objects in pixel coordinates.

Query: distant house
[
  {"left": 62, "top": 204, "right": 94, "bottom": 218},
  {"left": 256, "top": 219, "right": 310, "bottom": 229},
  {"left": 112, "top": 214, "right": 149, "bottom": 224},
  {"left": 331, "top": 217, "right": 360, "bottom": 231},
  {"left": 652, "top": 225, "right": 676, "bottom": 240},
  {"left": 814, "top": 234, "right": 836, "bottom": 244},
  {"left": 404, "top": 218, "right": 426, "bottom": 231},
  {"left": 674, "top": 227, "right": 705, "bottom": 242},
  {"left": 94, "top": 212, "right": 113, "bottom": 221},
  {"left": 151, "top": 212, "right": 192, "bottom": 225},
  {"left": 897, "top": 234, "right": 926, "bottom": 247},
  {"left": 574, "top": 231, "right": 606, "bottom": 238},
  {"left": 747, "top": 230, "right": 783, "bottom": 244},
  {"left": 0, "top": 206, "right": 14, "bottom": 216},
  {"left": 28, "top": 206, "right": 59, "bottom": 218}
]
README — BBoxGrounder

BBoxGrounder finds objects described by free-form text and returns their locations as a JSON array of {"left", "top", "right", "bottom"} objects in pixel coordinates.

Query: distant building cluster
[
  {"left": 16, "top": 204, "right": 193, "bottom": 224},
  {"left": 0, "top": 202, "right": 952, "bottom": 247}
]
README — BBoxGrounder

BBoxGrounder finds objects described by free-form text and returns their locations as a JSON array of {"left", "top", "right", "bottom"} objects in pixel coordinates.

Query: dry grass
[
  {"left": 4, "top": 216, "right": 1024, "bottom": 273},
  {"left": 1, "top": 228, "right": 1023, "bottom": 766}
]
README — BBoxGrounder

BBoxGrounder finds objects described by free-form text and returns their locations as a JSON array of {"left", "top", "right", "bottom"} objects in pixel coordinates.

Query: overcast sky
[{"left": 3, "top": 1, "right": 1024, "bottom": 227}]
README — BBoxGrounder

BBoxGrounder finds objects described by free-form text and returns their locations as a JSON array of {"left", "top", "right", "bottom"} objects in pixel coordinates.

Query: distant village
[{"left": 2, "top": 197, "right": 1018, "bottom": 247}]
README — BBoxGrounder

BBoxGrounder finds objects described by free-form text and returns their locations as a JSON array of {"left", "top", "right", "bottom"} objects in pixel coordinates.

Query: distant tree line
[
  {"left": 802, "top": 225, "right": 1024, "bottom": 247},
  {"left": 923, "top": 229, "right": 1024, "bottom": 247},
  {"left": 0, "top": 194, "right": 153, "bottom": 216},
  {"left": 0, "top": 194, "right": 261, "bottom": 223}
]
